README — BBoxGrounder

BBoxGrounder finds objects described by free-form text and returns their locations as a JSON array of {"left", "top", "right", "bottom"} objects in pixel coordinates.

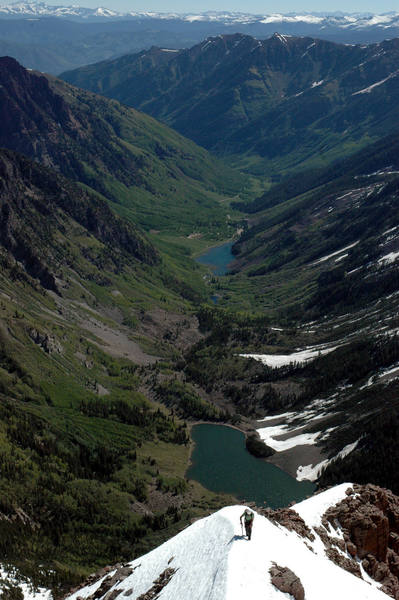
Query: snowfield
[
  {"left": 296, "top": 440, "right": 360, "bottom": 482},
  {"left": 311, "top": 241, "right": 359, "bottom": 264},
  {"left": 239, "top": 344, "right": 337, "bottom": 367},
  {"left": 66, "top": 484, "right": 389, "bottom": 600},
  {"left": 378, "top": 250, "right": 399, "bottom": 264},
  {"left": 257, "top": 422, "right": 321, "bottom": 451}
]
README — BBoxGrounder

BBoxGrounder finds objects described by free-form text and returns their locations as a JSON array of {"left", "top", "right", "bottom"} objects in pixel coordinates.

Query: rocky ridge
[
  {"left": 322, "top": 484, "right": 399, "bottom": 599},
  {"left": 61, "top": 33, "right": 399, "bottom": 175},
  {"left": 63, "top": 484, "right": 399, "bottom": 600}
]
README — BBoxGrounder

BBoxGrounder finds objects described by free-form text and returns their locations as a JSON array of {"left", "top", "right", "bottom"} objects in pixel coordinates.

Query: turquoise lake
[
  {"left": 186, "top": 424, "right": 315, "bottom": 509},
  {"left": 196, "top": 241, "right": 235, "bottom": 276}
]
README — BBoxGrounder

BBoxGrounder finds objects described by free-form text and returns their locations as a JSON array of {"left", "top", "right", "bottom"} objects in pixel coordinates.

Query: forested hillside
[
  {"left": 0, "top": 148, "right": 238, "bottom": 593},
  {"left": 0, "top": 56, "right": 246, "bottom": 235},
  {"left": 62, "top": 34, "right": 399, "bottom": 175}
]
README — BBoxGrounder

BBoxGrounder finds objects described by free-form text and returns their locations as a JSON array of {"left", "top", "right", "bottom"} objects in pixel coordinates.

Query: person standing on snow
[{"left": 240, "top": 508, "right": 254, "bottom": 540}]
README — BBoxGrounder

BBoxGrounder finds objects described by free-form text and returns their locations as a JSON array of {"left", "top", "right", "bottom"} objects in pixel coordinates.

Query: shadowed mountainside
[
  {"left": 0, "top": 56, "right": 246, "bottom": 235},
  {"left": 62, "top": 34, "right": 399, "bottom": 175}
]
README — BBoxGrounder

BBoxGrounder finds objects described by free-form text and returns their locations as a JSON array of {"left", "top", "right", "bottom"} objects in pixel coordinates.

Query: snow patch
[
  {"left": 297, "top": 440, "right": 360, "bottom": 482},
  {"left": 0, "top": 567, "right": 52, "bottom": 600},
  {"left": 258, "top": 411, "right": 296, "bottom": 422},
  {"left": 311, "top": 241, "right": 359, "bottom": 265},
  {"left": 293, "top": 482, "right": 352, "bottom": 528},
  {"left": 378, "top": 250, "right": 399, "bottom": 264},
  {"left": 257, "top": 424, "right": 321, "bottom": 451},
  {"left": 361, "top": 362, "right": 399, "bottom": 388},
  {"left": 352, "top": 70, "right": 399, "bottom": 95},
  {"left": 240, "top": 345, "right": 337, "bottom": 367}
]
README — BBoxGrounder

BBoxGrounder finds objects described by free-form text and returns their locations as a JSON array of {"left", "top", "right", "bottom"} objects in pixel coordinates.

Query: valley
[
  {"left": 62, "top": 34, "right": 399, "bottom": 177},
  {"left": 0, "top": 7, "right": 399, "bottom": 599}
]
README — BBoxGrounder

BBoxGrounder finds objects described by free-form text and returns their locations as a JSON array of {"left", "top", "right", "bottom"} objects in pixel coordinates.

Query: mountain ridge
[
  {"left": 2, "top": 2, "right": 399, "bottom": 32},
  {"left": 61, "top": 33, "right": 399, "bottom": 176},
  {"left": 0, "top": 146, "right": 234, "bottom": 591},
  {"left": 63, "top": 483, "right": 399, "bottom": 600},
  {"left": 0, "top": 56, "right": 245, "bottom": 236},
  {"left": 3, "top": 4, "right": 399, "bottom": 75}
]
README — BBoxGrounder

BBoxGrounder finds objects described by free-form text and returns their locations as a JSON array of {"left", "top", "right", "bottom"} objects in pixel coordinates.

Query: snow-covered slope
[{"left": 66, "top": 484, "right": 390, "bottom": 600}]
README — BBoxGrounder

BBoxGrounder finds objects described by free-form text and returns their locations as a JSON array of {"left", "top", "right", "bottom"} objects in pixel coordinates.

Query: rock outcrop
[
  {"left": 261, "top": 507, "right": 315, "bottom": 541},
  {"left": 319, "top": 484, "right": 399, "bottom": 599},
  {"left": 269, "top": 563, "right": 305, "bottom": 600}
]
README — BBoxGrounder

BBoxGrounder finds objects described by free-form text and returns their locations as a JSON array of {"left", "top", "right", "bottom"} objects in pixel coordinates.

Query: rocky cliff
[{"left": 0, "top": 148, "right": 157, "bottom": 291}]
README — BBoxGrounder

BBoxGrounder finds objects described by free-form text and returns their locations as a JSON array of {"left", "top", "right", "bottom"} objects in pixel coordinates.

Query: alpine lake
[
  {"left": 195, "top": 241, "right": 235, "bottom": 276},
  {"left": 187, "top": 424, "right": 314, "bottom": 509},
  {"left": 191, "top": 244, "right": 315, "bottom": 509}
]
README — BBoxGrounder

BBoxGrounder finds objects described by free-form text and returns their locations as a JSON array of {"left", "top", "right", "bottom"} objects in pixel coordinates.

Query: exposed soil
[
  {"left": 267, "top": 444, "right": 326, "bottom": 479},
  {"left": 138, "top": 309, "right": 203, "bottom": 351},
  {"left": 82, "top": 317, "right": 159, "bottom": 366}
]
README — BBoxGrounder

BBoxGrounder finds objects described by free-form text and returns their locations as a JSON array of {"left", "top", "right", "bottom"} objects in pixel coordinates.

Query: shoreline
[
  {"left": 186, "top": 420, "right": 323, "bottom": 484},
  {"left": 186, "top": 420, "right": 251, "bottom": 472},
  {"left": 192, "top": 239, "right": 233, "bottom": 259},
  {"left": 191, "top": 226, "right": 243, "bottom": 260}
]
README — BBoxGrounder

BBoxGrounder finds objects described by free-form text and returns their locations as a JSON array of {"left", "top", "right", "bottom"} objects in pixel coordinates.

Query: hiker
[{"left": 240, "top": 508, "right": 254, "bottom": 540}]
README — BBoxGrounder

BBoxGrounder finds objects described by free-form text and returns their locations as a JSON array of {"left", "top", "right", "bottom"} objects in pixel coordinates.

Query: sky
[{"left": 32, "top": 0, "right": 399, "bottom": 14}]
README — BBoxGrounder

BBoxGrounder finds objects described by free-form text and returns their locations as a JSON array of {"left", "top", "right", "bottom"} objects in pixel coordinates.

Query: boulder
[{"left": 270, "top": 563, "right": 305, "bottom": 600}]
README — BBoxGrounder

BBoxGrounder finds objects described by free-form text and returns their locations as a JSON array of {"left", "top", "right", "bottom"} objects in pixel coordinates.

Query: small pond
[
  {"left": 196, "top": 241, "right": 235, "bottom": 276},
  {"left": 186, "top": 424, "right": 315, "bottom": 509}
]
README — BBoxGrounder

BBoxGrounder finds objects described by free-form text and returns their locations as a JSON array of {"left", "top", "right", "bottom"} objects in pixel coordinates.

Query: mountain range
[
  {"left": 62, "top": 33, "right": 399, "bottom": 177},
  {"left": 1, "top": 14, "right": 399, "bottom": 600},
  {"left": 0, "top": 56, "right": 249, "bottom": 589},
  {"left": 2, "top": 4, "right": 399, "bottom": 74},
  {"left": 2, "top": 2, "right": 399, "bottom": 35},
  {"left": 0, "top": 56, "right": 244, "bottom": 235}
]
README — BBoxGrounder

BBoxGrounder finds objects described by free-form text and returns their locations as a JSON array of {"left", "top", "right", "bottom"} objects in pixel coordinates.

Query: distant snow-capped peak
[
  {"left": 0, "top": 2, "right": 120, "bottom": 18},
  {"left": 1, "top": 3, "right": 399, "bottom": 30}
]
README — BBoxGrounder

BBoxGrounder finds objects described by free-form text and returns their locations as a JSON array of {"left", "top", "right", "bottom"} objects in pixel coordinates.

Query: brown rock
[
  {"left": 325, "top": 548, "right": 361, "bottom": 578},
  {"left": 136, "top": 568, "right": 176, "bottom": 600},
  {"left": 322, "top": 484, "right": 399, "bottom": 599},
  {"left": 261, "top": 507, "right": 315, "bottom": 541},
  {"left": 270, "top": 563, "right": 305, "bottom": 600},
  {"left": 347, "top": 542, "right": 357, "bottom": 558}
]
